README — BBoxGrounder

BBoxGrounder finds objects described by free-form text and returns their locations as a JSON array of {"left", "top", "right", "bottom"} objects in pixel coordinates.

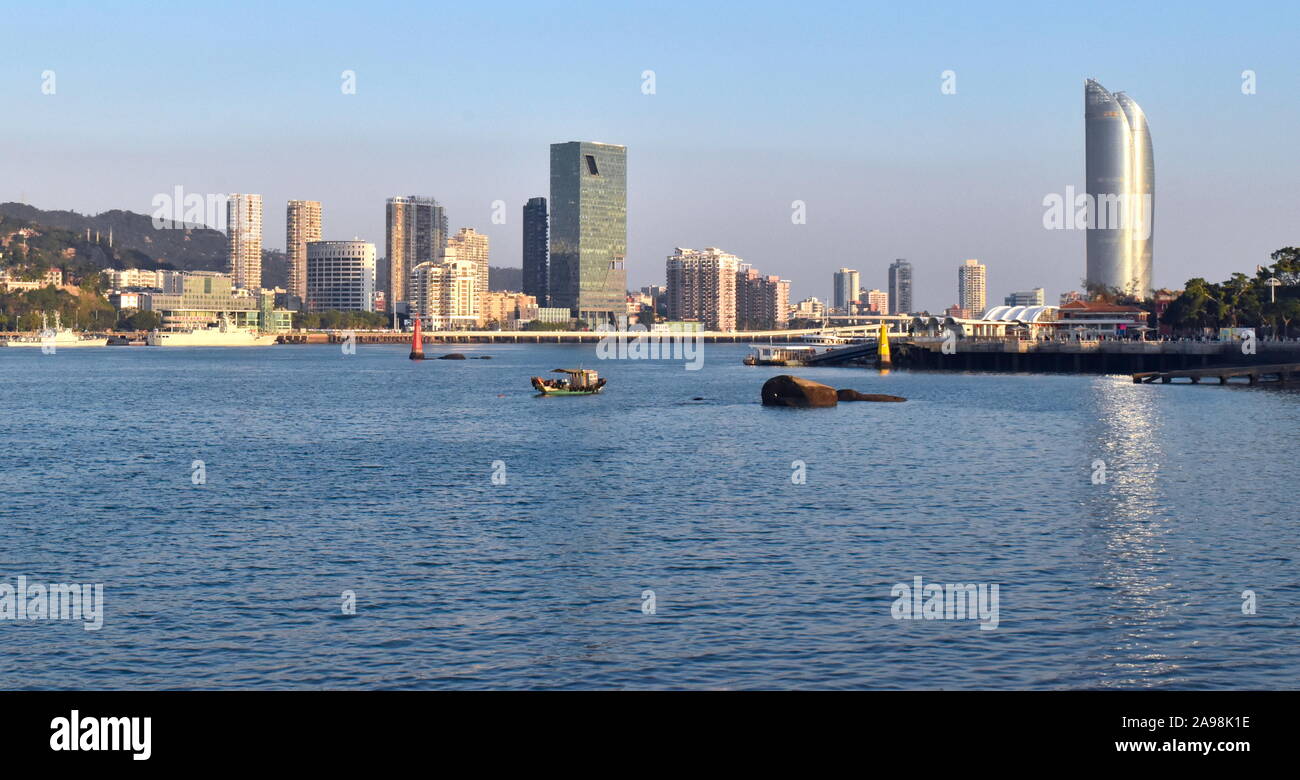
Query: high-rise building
[
  {"left": 666, "top": 247, "right": 740, "bottom": 332},
  {"left": 385, "top": 196, "right": 447, "bottom": 310},
  {"left": 446, "top": 227, "right": 489, "bottom": 320},
  {"left": 736, "top": 265, "right": 790, "bottom": 330},
  {"left": 832, "top": 268, "right": 860, "bottom": 313},
  {"left": 865, "top": 289, "right": 889, "bottom": 313},
  {"left": 286, "top": 200, "right": 322, "bottom": 301},
  {"left": 1085, "top": 79, "right": 1154, "bottom": 298},
  {"left": 1004, "top": 287, "right": 1046, "bottom": 306},
  {"left": 888, "top": 259, "right": 913, "bottom": 314},
  {"left": 958, "top": 259, "right": 987, "bottom": 316},
  {"left": 305, "top": 241, "right": 376, "bottom": 312},
  {"left": 226, "top": 194, "right": 263, "bottom": 290},
  {"left": 549, "top": 141, "right": 627, "bottom": 324},
  {"left": 522, "top": 197, "right": 548, "bottom": 306},
  {"left": 410, "top": 248, "right": 478, "bottom": 329}
]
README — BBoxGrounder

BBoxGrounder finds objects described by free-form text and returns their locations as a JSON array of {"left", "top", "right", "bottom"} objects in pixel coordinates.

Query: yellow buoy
[{"left": 878, "top": 322, "right": 892, "bottom": 367}]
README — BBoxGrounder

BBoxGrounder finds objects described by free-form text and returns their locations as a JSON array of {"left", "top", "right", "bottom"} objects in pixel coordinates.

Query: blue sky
[{"left": 4, "top": 0, "right": 1299, "bottom": 309}]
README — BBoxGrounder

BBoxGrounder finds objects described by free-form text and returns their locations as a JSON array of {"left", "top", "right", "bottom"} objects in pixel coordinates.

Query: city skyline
[{"left": 8, "top": 2, "right": 1299, "bottom": 313}]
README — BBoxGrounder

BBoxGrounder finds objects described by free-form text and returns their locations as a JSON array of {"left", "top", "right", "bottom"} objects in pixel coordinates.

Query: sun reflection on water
[{"left": 1084, "top": 376, "right": 1183, "bottom": 687}]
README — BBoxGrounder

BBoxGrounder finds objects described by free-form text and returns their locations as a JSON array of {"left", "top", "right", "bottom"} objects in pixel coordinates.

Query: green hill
[{"left": 0, "top": 203, "right": 287, "bottom": 287}]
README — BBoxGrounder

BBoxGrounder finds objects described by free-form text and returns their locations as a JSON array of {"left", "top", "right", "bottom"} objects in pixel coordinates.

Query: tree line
[{"left": 1160, "top": 247, "right": 1300, "bottom": 337}]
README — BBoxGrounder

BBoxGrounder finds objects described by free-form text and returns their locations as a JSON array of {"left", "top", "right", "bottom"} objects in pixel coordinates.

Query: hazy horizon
[{"left": 5, "top": 0, "right": 1299, "bottom": 310}]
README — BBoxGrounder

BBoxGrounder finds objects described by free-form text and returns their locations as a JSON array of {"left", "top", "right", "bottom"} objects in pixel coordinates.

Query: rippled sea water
[{"left": 1, "top": 343, "right": 1296, "bottom": 689}]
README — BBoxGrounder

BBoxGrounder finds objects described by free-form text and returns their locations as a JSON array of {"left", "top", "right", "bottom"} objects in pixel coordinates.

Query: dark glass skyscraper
[
  {"left": 522, "top": 197, "right": 548, "bottom": 306},
  {"left": 549, "top": 141, "right": 627, "bottom": 323},
  {"left": 888, "top": 259, "right": 913, "bottom": 314}
]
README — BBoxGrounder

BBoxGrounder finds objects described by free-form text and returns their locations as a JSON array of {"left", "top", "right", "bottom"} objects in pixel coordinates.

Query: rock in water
[
  {"left": 761, "top": 375, "right": 839, "bottom": 407},
  {"left": 438, "top": 353, "right": 467, "bottom": 360},
  {"left": 836, "top": 389, "right": 907, "bottom": 402}
]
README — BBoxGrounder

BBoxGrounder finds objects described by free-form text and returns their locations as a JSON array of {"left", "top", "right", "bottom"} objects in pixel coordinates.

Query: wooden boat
[{"left": 531, "top": 368, "right": 606, "bottom": 395}]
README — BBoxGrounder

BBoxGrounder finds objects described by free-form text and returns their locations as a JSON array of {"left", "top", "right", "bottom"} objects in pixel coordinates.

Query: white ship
[
  {"left": 796, "top": 333, "right": 849, "bottom": 346},
  {"left": 0, "top": 313, "right": 108, "bottom": 348},
  {"left": 147, "top": 316, "right": 278, "bottom": 347}
]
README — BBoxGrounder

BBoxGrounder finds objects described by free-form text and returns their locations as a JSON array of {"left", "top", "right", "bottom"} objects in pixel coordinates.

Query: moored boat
[
  {"left": 743, "top": 345, "right": 818, "bottom": 366},
  {"left": 531, "top": 368, "right": 606, "bottom": 395},
  {"left": 146, "top": 315, "right": 276, "bottom": 347},
  {"left": 0, "top": 313, "right": 107, "bottom": 348},
  {"left": 796, "top": 333, "right": 848, "bottom": 346},
  {"left": 0, "top": 330, "right": 108, "bottom": 348}
]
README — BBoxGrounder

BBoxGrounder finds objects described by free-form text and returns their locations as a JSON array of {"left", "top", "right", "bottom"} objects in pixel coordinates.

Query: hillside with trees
[
  {"left": 1, "top": 214, "right": 128, "bottom": 330},
  {"left": 0, "top": 203, "right": 287, "bottom": 286}
]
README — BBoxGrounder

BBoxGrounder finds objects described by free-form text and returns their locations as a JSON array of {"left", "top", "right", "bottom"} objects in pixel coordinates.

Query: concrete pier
[{"left": 1132, "top": 363, "right": 1300, "bottom": 386}]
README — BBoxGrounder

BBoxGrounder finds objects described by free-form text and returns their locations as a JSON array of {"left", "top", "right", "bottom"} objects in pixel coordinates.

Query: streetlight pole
[
  {"left": 1265, "top": 277, "right": 1283, "bottom": 339},
  {"left": 1266, "top": 276, "right": 1281, "bottom": 304}
]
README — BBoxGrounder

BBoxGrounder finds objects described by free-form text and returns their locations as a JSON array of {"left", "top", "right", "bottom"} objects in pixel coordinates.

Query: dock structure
[
  {"left": 1132, "top": 363, "right": 1300, "bottom": 385},
  {"left": 803, "top": 341, "right": 879, "bottom": 366},
  {"left": 753, "top": 337, "right": 1300, "bottom": 375}
]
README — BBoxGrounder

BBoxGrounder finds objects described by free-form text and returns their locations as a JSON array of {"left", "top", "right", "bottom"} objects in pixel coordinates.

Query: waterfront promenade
[{"left": 276, "top": 325, "right": 885, "bottom": 345}]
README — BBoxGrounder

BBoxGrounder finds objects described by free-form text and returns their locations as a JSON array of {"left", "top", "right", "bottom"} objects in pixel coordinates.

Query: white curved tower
[{"left": 1085, "top": 79, "right": 1154, "bottom": 298}]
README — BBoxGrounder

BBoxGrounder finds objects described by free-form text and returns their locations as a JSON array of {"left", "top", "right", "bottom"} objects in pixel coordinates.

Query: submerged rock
[
  {"left": 836, "top": 389, "right": 907, "bottom": 402},
  {"left": 761, "top": 375, "right": 839, "bottom": 407},
  {"left": 438, "top": 353, "right": 468, "bottom": 360}
]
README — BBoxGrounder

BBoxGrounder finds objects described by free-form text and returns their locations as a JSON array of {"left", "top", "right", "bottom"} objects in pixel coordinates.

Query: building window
[{"left": 585, "top": 155, "right": 599, "bottom": 176}]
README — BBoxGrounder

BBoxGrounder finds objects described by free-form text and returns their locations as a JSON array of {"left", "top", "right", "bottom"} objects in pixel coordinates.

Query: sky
[{"left": 4, "top": 0, "right": 1299, "bottom": 311}]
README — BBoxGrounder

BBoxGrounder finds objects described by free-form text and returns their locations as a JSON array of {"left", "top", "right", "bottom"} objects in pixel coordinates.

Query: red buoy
[{"left": 409, "top": 315, "right": 425, "bottom": 360}]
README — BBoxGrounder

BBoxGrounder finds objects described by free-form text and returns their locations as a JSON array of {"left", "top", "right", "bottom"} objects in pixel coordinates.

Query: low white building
[
  {"left": 0, "top": 267, "right": 63, "bottom": 291},
  {"left": 103, "top": 268, "right": 162, "bottom": 290}
]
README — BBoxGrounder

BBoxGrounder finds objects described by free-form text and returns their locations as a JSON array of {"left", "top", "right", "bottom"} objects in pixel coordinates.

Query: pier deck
[{"left": 1132, "top": 363, "right": 1300, "bottom": 385}]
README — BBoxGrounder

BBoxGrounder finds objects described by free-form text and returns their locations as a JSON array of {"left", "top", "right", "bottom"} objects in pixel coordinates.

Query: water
[{"left": 1, "top": 343, "right": 1296, "bottom": 689}]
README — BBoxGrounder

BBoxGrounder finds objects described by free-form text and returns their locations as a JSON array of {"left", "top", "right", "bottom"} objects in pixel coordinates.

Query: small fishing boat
[{"left": 531, "top": 368, "right": 606, "bottom": 395}]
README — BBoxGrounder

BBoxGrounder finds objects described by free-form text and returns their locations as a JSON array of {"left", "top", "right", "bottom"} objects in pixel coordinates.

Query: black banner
[{"left": 1, "top": 691, "right": 1284, "bottom": 768}]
